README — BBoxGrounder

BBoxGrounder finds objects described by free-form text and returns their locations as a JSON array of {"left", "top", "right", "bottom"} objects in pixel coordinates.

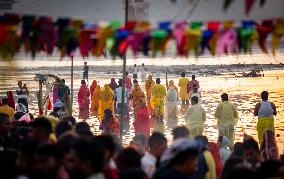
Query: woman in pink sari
[{"left": 78, "top": 80, "right": 90, "bottom": 120}]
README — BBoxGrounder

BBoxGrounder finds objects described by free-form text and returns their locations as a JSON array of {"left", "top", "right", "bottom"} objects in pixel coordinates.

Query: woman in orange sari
[
  {"left": 89, "top": 80, "right": 97, "bottom": 96},
  {"left": 98, "top": 84, "right": 114, "bottom": 120},
  {"left": 91, "top": 84, "right": 101, "bottom": 112},
  {"left": 145, "top": 75, "right": 155, "bottom": 105},
  {"left": 78, "top": 80, "right": 90, "bottom": 120},
  {"left": 130, "top": 80, "right": 146, "bottom": 115}
]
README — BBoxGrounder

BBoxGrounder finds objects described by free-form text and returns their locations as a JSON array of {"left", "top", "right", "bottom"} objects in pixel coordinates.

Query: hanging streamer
[
  {"left": 173, "top": 21, "right": 187, "bottom": 56},
  {"left": 245, "top": 0, "right": 256, "bottom": 16},
  {"left": 37, "top": 17, "right": 57, "bottom": 55},
  {"left": 272, "top": 19, "right": 284, "bottom": 55},
  {"left": 79, "top": 28, "right": 97, "bottom": 58},
  {"left": 255, "top": 20, "right": 273, "bottom": 53}
]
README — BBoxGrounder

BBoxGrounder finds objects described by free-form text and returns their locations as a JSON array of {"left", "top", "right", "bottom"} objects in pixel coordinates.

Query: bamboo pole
[
  {"left": 70, "top": 54, "right": 74, "bottom": 115},
  {"left": 120, "top": 0, "right": 128, "bottom": 141}
]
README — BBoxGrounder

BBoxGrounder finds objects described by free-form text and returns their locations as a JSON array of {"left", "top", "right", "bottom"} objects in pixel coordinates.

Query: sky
[{"left": 10, "top": 0, "right": 284, "bottom": 23}]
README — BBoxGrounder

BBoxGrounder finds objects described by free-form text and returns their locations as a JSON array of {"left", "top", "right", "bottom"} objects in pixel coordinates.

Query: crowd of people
[
  {"left": 0, "top": 63, "right": 283, "bottom": 179},
  {"left": 0, "top": 113, "right": 283, "bottom": 179}
]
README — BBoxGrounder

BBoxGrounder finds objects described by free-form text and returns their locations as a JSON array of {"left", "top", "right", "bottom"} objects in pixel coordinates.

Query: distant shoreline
[{"left": 0, "top": 63, "right": 283, "bottom": 77}]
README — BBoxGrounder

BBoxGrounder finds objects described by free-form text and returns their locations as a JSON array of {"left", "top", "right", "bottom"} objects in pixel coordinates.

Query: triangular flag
[
  {"left": 260, "top": 0, "right": 266, "bottom": 7},
  {"left": 245, "top": 0, "right": 256, "bottom": 16},
  {"left": 223, "top": 0, "right": 234, "bottom": 11}
]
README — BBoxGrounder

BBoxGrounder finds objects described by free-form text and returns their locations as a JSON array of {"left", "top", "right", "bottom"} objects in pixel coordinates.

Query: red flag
[{"left": 245, "top": 0, "right": 256, "bottom": 16}]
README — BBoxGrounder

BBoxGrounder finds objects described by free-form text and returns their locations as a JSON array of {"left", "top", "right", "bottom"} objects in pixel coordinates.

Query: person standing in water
[
  {"left": 132, "top": 64, "right": 139, "bottom": 80},
  {"left": 187, "top": 75, "right": 199, "bottom": 94},
  {"left": 140, "top": 63, "right": 147, "bottom": 82},
  {"left": 151, "top": 78, "right": 166, "bottom": 123},
  {"left": 215, "top": 93, "right": 238, "bottom": 148},
  {"left": 83, "top": 61, "right": 89, "bottom": 82},
  {"left": 185, "top": 96, "right": 206, "bottom": 138},
  {"left": 254, "top": 91, "right": 277, "bottom": 145},
  {"left": 178, "top": 72, "right": 189, "bottom": 106},
  {"left": 16, "top": 81, "right": 23, "bottom": 95},
  {"left": 78, "top": 80, "right": 90, "bottom": 120},
  {"left": 145, "top": 75, "right": 155, "bottom": 105}
]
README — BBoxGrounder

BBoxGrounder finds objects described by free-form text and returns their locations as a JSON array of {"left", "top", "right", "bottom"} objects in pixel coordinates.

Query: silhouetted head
[
  {"left": 1, "top": 97, "right": 8, "bottom": 105},
  {"left": 172, "top": 126, "right": 189, "bottom": 140},
  {"left": 261, "top": 91, "right": 269, "bottom": 101},
  {"left": 156, "top": 78, "right": 161, "bottom": 84},
  {"left": 221, "top": 93, "right": 229, "bottom": 102},
  {"left": 118, "top": 79, "right": 123, "bottom": 87},
  {"left": 191, "top": 96, "right": 199, "bottom": 105}
]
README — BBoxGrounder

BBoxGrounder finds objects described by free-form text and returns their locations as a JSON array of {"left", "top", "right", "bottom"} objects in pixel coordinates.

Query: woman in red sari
[
  {"left": 109, "top": 78, "right": 118, "bottom": 91},
  {"left": 7, "top": 91, "right": 15, "bottom": 110},
  {"left": 78, "top": 80, "right": 90, "bottom": 120},
  {"left": 134, "top": 101, "right": 150, "bottom": 138}
]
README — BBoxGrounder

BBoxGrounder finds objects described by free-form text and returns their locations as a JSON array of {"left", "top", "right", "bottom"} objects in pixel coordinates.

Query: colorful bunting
[{"left": 0, "top": 13, "right": 283, "bottom": 60}]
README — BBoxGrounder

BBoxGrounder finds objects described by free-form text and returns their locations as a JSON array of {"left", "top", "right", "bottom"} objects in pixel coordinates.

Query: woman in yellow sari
[
  {"left": 98, "top": 84, "right": 114, "bottom": 120},
  {"left": 130, "top": 80, "right": 146, "bottom": 115},
  {"left": 178, "top": 72, "right": 189, "bottom": 106},
  {"left": 151, "top": 78, "right": 166, "bottom": 121},
  {"left": 91, "top": 84, "right": 101, "bottom": 112}
]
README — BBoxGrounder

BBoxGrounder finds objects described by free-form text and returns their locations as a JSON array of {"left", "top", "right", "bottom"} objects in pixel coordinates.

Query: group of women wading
[{"left": 75, "top": 72, "right": 277, "bottom": 147}]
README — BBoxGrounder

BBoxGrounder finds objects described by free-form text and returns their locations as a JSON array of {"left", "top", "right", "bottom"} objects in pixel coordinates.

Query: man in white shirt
[
  {"left": 141, "top": 132, "right": 167, "bottom": 178},
  {"left": 140, "top": 63, "right": 147, "bottom": 82},
  {"left": 132, "top": 64, "right": 139, "bottom": 80}
]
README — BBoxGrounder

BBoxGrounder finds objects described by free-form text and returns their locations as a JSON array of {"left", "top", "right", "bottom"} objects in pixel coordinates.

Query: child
[{"left": 100, "top": 109, "right": 120, "bottom": 135}]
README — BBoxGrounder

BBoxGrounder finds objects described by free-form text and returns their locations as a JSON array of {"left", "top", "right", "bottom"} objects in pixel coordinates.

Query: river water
[{"left": 0, "top": 68, "right": 283, "bottom": 153}]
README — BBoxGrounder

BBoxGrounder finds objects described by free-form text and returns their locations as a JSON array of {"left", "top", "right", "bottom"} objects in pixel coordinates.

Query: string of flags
[{"left": 0, "top": 13, "right": 283, "bottom": 60}]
